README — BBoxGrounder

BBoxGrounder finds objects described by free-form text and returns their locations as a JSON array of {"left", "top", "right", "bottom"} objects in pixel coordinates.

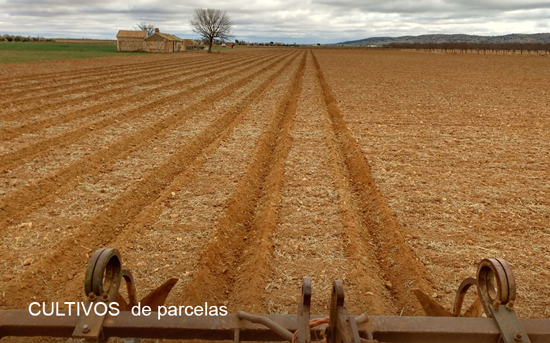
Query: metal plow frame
[{"left": 1, "top": 248, "right": 549, "bottom": 343}]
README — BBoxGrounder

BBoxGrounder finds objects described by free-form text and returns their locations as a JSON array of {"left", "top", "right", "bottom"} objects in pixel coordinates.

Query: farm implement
[{"left": 1, "top": 248, "right": 549, "bottom": 342}]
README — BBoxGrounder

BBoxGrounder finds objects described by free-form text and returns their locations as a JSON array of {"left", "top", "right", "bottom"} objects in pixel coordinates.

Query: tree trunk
[{"left": 208, "top": 39, "right": 213, "bottom": 53}]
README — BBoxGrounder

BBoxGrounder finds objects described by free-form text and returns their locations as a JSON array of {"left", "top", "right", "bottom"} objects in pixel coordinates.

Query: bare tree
[
  {"left": 190, "top": 8, "right": 232, "bottom": 53},
  {"left": 135, "top": 22, "right": 156, "bottom": 37}
]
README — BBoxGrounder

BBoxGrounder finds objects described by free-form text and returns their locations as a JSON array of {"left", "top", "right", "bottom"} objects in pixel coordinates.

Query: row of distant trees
[
  {"left": 386, "top": 42, "right": 550, "bottom": 55},
  {"left": 232, "top": 40, "right": 298, "bottom": 46},
  {"left": 0, "top": 35, "right": 53, "bottom": 42}
]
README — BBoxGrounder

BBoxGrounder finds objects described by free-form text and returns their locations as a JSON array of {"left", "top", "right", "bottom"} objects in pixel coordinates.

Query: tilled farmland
[{"left": 0, "top": 48, "right": 549, "bottom": 326}]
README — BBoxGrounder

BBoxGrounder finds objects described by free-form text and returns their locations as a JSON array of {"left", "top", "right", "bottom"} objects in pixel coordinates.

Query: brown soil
[
  {"left": 314, "top": 49, "right": 550, "bottom": 318},
  {"left": 0, "top": 48, "right": 548, "bottom": 342}
]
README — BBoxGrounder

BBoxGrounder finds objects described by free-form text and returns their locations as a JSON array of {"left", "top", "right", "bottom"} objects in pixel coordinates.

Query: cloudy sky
[{"left": 1, "top": 0, "right": 549, "bottom": 43}]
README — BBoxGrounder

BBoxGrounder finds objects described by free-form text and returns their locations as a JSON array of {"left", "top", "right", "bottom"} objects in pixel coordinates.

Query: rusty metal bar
[
  {"left": 368, "top": 316, "right": 550, "bottom": 343},
  {"left": 297, "top": 277, "right": 312, "bottom": 343},
  {"left": 327, "top": 280, "right": 360, "bottom": 343},
  {"left": 237, "top": 311, "right": 294, "bottom": 341},
  {"left": 1, "top": 310, "right": 550, "bottom": 342}
]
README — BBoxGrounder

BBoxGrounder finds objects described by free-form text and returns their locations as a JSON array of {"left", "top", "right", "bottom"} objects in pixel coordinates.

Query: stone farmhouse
[
  {"left": 116, "top": 28, "right": 185, "bottom": 53},
  {"left": 116, "top": 30, "right": 147, "bottom": 52}
]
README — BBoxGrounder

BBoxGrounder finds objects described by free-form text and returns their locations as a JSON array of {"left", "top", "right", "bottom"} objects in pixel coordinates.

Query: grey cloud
[
  {"left": 314, "top": 0, "right": 452, "bottom": 14},
  {"left": 443, "top": 0, "right": 550, "bottom": 11},
  {"left": 314, "top": 0, "right": 550, "bottom": 14},
  {"left": 1, "top": 0, "right": 549, "bottom": 43}
]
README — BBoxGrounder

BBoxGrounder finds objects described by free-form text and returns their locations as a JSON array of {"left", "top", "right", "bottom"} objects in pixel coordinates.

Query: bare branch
[
  {"left": 190, "top": 8, "right": 233, "bottom": 53},
  {"left": 135, "top": 22, "right": 156, "bottom": 37}
]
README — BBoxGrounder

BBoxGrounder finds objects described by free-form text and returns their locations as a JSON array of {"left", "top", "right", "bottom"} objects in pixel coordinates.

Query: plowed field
[{"left": 1, "top": 48, "right": 549, "bottom": 332}]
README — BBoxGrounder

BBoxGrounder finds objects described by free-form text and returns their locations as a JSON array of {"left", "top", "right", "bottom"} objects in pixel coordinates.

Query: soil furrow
[
  {"left": 41, "top": 50, "right": 302, "bottom": 307},
  {"left": 0, "top": 52, "right": 246, "bottom": 95},
  {"left": 1, "top": 57, "right": 191, "bottom": 97},
  {"left": 0, "top": 52, "right": 286, "bottom": 170},
  {"left": 310, "top": 51, "right": 433, "bottom": 315},
  {"left": 0, "top": 51, "right": 258, "bottom": 90},
  {"left": 308, "top": 49, "right": 550, "bottom": 318},
  {"left": 225, "top": 54, "right": 305, "bottom": 313},
  {"left": 227, "top": 52, "right": 391, "bottom": 316},
  {"left": 244, "top": 53, "right": 385, "bottom": 316},
  {"left": 0, "top": 53, "right": 296, "bottom": 293},
  {"left": 179, "top": 51, "right": 307, "bottom": 308},
  {"left": 0, "top": 54, "right": 236, "bottom": 106},
  {"left": 0, "top": 53, "right": 262, "bottom": 122},
  {"left": 0, "top": 51, "right": 301, "bottom": 308},
  {"left": 0, "top": 52, "right": 295, "bottom": 231},
  {"left": 313, "top": 65, "right": 397, "bottom": 315},
  {"left": 0, "top": 55, "right": 250, "bottom": 141},
  {"left": 0, "top": 53, "right": 270, "bottom": 143},
  {"left": 1, "top": 48, "right": 549, "bottom": 321},
  {"left": 0, "top": 55, "right": 199, "bottom": 88}
]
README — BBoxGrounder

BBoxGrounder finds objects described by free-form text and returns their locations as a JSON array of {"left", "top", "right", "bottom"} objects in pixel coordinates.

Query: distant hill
[{"left": 336, "top": 33, "right": 550, "bottom": 46}]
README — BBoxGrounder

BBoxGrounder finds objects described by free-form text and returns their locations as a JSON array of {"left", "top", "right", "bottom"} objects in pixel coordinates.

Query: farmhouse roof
[
  {"left": 116, "top": 30, "right": 147, "bottom": 39},
  {"left": 145, "top": 32, "right": 184, "bottom": 42}
]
